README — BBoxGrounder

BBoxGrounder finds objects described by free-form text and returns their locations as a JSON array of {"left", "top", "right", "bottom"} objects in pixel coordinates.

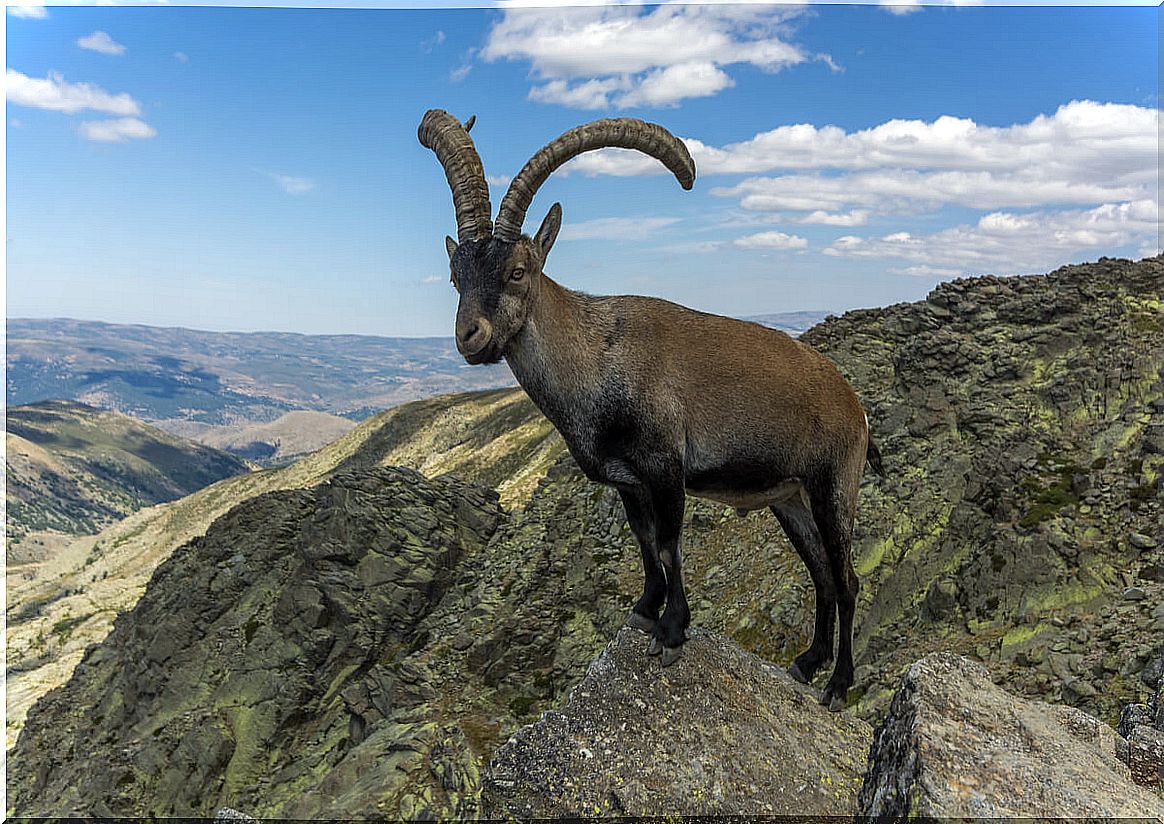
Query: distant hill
[
  {"left": 742, "top": 310, "right": 829, "bottom": 336},
  {"left": 5, "top": 400, "right": 252, "bottom": 565},
  {"left": 159, "top": 410, "right": 358, "bottom": 466},
  {"left": 5, "top": 318, "right": 517, "bottom": 425}
]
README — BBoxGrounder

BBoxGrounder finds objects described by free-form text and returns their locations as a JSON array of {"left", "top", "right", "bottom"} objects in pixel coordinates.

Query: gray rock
[
  {"left": 483, "top": 626, "right": 873, "bottom": 818},
  {"left": 1130, "top": 532, "right": 1159, "bottom": 550},
  {"left": 858, "top": 653, "right": 1164, "bottom": 818},
  {"left": 1124, "top": 586, "right": 1149, "bottom": 601},
  {"left": 1126, "top": 725, "right": 1164, "bottom": 789}
]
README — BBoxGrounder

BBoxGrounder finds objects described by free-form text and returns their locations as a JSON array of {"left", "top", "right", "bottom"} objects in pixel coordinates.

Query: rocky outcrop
[
  {"left": 803, "top": 256, "right": 1163, "bottom": 724},
  {"left": 9, "top": 468, "right": 504, "bottom": 817},
  {"left": 858, "top": 653, "right": 1164, "bottom": 817},
  {"left": 1119, "top": 658, "right": 1164, "bottom": 790},
  {"left": 484, "top": 626, "right": 872, "bottom": 818}
]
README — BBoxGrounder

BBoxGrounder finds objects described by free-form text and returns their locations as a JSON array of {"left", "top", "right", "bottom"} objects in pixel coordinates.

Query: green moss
[{"left": 999, "top": 622, "right": 1049, "bottom": 652}]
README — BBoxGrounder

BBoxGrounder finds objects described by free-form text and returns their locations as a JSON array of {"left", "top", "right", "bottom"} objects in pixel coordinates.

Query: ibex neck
[{"left": 504, "top": 275, "right": 602, "bottom": 422}]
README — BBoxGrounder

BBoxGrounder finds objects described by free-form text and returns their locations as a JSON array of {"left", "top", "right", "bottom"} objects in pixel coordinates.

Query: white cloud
[
  {"left": 564, "top": 100, "right": 1158, "bottom": 271},
  {"left": 421, "top": 30, "right": 446, "bottom": 53},
  {"left": 269, "top": 174, "right": 316, "bottom": 195},
  {"left": 174, "top": 51, "right": 189, "bottom": 63},
  {"left": 421, "top": 274, "right": 446, "bottom": 285},
  {"left": 570, "top": 100, "right": 1156, "bottom": 183},
  {"left": 480, "top": 5, "right": 822, "bottom": 109},
  {"left": 7, "top": 4, "right": 46, "bottom": 18},
  {"left": 733, "top": 231, "right": 808, "bottom": 250},
  {"left": 78, "top": 31, "right": 127, "bottom": 56},
  {"left": 486, "top": 174, "right": 512, "bottom": 187},
  {"left": 799, "top": 209, "right": 870, "bottom": 226},
  {"left": 78, "top": 117, "right": 156, "bottom": 142},
  {"left": 823, "top": 200, "right": 1159, "bottom": 273},
  {"left": 6, "top": 69, "right": 141, "bottom": 115},
  {"left": 449, "top": 64, "right": 473, "bottom": 83},
  {"left": 559, "top": 216, "right": 680, "bottom": 241}
]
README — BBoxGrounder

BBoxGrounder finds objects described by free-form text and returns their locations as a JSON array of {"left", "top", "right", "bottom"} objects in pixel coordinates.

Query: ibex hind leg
[
  {"left": 809, "top": 472, "right": 861, "bottom": 713},
  {"left": 770, "top": 499, "right": 837, "bottom": 688}
]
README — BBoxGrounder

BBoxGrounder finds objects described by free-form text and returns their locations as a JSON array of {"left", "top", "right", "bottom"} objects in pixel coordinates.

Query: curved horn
[
  {"left": 418, "top": 109, "right": 493, "bottom": 243},
  {"left": 494, "top": 118, "right": 695, "bottom": 243}
]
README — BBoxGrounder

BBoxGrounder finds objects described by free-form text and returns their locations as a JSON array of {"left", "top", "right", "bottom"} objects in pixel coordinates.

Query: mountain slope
[
  {"left": 5, "top": 387, "right": 561, "bottom": 749},
  {"left": 159, "top": 410, "right": 358, "bottom": 466},
  {"left": 5, "top": 401, "right": 251, "bottom": 564}
]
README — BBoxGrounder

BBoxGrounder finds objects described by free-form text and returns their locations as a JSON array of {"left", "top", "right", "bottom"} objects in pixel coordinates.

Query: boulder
[
  {"left": 858, "top": 653, "right": 1164, "bottom": 817},
  {"left": 483, "top": 626, "right": 873, "bottom": 818}
]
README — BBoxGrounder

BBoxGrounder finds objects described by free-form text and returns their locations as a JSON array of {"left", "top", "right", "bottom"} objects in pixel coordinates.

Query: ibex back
[{"left": 419, "top": 110, "right": 883, "bottom": 711}]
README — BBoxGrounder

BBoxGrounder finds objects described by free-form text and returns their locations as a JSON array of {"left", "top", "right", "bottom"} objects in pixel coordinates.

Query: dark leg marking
[
  {"left": 618, "top": 487, "right": 666, "bottom": 634},
  {"left": 770, "top": 498, "right": 837, "bottom": 686}
]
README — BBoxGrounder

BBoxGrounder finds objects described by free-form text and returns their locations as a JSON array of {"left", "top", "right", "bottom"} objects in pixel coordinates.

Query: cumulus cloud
[
  {"left": 822, "top": 200, "right": 1158, "bottom": 273},
  {"left": 78, "top": 31, "right": 127, "bottom": 55},
  {"left": 569, "top": 100, "right": 1155, "bottom": 184},
  {"left": 733, "top": 231, "right": 808, "bottom": 249},
  {"left": 486, "top": 174, "right": 512, "bottom": 187},
  {"left": 78, "top": 117, "right": 156, "bottom": 142},
  {"left": 559, "top": 216, "right": 681, "bottom": 241},
  {"left": 6, "top": 69, "right": 141, "bottom": 115},
  {"left": 480, "top": 5, "right": 824, "bottom": 109},
  {"left": 799, "top": 209, "right": 871, "bottom": 226}
]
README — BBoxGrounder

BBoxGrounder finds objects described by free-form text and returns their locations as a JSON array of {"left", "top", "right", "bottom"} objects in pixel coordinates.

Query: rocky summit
[
  {"left": 8, "top": 256, "right": 1163, "bottom": 817},
  {"left": 484, "top": 626, "right": 873, "bottom": 818}
]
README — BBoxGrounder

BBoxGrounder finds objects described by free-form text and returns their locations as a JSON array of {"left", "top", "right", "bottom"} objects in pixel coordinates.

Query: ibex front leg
[
  {"left": 649, "top": 480, "right": 690, "bottom": 666},
  {"left": 619, "top": 487, "right": 666, "bottom": 634}
]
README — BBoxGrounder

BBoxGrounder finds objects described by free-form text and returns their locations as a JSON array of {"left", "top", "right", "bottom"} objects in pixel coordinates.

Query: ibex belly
[{"left": 688, "top": 479, "right": 808, "bottom": 514}]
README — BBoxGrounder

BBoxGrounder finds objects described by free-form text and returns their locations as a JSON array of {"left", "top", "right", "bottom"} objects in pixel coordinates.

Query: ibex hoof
[
  {"left": 828, "top": 695, "right": 846, "bottom": 713},
  {"left": 625, "top": 612, "right": 656, "bottom": 634},
  {"left": 788, "top": 663, "right": 810, "bottom": 685},
  {"left": 647, "top": 636, "right": 663, "bottom": 656},
  {"left": 661, "top": 646, "right": 683, "bottom": 667}
]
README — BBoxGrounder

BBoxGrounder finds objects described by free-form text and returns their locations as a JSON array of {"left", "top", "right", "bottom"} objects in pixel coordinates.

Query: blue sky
[{"left": 6, "top": 2, "right": 1159, "bottom": 336}]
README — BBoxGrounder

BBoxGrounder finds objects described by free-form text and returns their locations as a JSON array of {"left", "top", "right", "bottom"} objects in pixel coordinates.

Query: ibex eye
[{"left": 510, "top": 267, "right": 525, "bottom": 281}]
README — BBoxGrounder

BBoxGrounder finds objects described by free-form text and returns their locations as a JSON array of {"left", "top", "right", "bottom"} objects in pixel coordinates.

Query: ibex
[{"left": 419, "top": 110, "right": 882, "bottom": 711}]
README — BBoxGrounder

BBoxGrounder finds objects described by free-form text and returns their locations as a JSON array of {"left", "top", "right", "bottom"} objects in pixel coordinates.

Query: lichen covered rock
[{"left": 858, "top": 653, "right": 1164, "bottom": 817}]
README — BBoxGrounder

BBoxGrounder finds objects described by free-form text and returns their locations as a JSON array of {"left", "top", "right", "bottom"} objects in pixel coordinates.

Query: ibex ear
[
  {"left": 445, "top": 235, "right": 458, "bottom": 260},
  {"left": 535, "top": 203, "right": 562, "bottom": 261}
]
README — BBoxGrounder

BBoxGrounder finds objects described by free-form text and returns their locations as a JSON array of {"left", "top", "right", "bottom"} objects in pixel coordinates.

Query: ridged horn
[
  {"left": 418, "top": 109, "right": 493, "bottom": 243},
  {"left": 494, "top": 118, "right": 695, "bottom": 243}
]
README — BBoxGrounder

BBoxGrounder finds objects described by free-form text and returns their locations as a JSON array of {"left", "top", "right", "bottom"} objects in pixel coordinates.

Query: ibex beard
[{"left": 419, "top": 109, "right": 884, "bottom": 712}]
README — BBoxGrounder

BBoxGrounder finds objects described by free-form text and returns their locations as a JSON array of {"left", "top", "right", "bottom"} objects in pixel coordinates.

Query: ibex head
[{"left": 419, "top": 110, "right": 695, "bottom": 364}]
